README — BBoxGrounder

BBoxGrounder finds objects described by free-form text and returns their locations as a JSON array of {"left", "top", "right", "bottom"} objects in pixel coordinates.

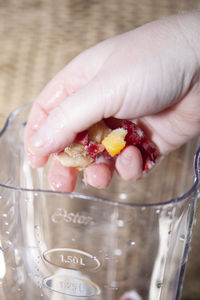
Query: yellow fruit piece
[{"left": 102, "top": 128, "right": 127, "bottom": 156}]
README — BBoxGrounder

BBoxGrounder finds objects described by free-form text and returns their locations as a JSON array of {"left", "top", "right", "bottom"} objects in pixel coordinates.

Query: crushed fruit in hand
[{"left": 57, "top": 119, "right": 159, "bottom": 172}]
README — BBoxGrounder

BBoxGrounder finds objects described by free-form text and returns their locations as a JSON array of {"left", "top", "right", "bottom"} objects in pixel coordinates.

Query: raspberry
[
  {"left": 86, "top": 143, "right": 104, "bottom": 159},
  {"left": 139, "top": 138, "right": 158, "bottom": 171},
  {"left": 75, "top": 130, "right": 89, "bottom": 146},
  {"left": 121, "top": 121, "right": 158, "bottom": 171},
  {"left": 102, "top": 149, "right": 113, "bottom": 160},
  {"left": 122, "top": 120, "right": 144, "bottom": 145}
]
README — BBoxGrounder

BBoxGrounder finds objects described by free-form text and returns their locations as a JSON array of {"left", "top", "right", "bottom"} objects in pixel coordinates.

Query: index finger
[
  {"left": 24, "top": 75, "right": 69, "bottom": 167},
  {"left": 24, "top": 41, "right": 114, "bottom": 167}
]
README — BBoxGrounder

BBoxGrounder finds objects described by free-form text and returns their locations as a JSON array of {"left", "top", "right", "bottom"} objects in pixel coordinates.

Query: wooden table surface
[{"left": 0, "top": 1, "right": 200, "bottom": 299}]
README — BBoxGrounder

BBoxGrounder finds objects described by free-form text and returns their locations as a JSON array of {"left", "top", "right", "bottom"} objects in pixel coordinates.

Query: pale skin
[{"left": 24, "top": 11, "right": 200, "bottom": 192}]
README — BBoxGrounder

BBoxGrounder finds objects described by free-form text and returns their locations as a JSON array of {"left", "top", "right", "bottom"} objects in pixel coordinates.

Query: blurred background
[{"left": 0, "top": 0, "right": 200, "bottom": 299}]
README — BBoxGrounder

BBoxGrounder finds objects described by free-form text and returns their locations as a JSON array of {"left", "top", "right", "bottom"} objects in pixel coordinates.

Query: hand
[{"left": 24, "top": 11, "right": 200, "bottom": 192}]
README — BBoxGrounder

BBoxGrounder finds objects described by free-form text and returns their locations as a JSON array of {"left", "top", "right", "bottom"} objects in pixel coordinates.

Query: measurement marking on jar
[
  {"left": 60, "top": 254, "right": 86, "bottom": 266},
  {"left": 60, "top": 279, "right": 83, "bottom": 293},
  {"left": 43, "top": 248, "right": 101, "bottom": 271},
  {"left": 43, "top": 275, "right": 100, "bottom": 297}
]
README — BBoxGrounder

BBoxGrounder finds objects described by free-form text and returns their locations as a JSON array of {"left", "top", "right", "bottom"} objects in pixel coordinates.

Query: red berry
[
  {"left": 102, "top": 149, "right": 113, "bottom": 160},
  {"left": 138, "top": 138, "right": 158, "bottom": 170},
  {"left": 122, "top": 120, "right": 144, "bottom": 145},
  {"left": 75, "top": 130, "right": 89, "bottom": 146},
  {"left": 86, "top": 143, "right": 104, "bottom": 159},
  {"left": 121, "top": 121, "right": 158, "bottom": 171}
]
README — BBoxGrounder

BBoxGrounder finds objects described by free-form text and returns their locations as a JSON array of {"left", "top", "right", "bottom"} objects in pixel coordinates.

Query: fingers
[
  {"left": 48, "top": 156, "right": 79, "bottom": 192},
  {"left": 83, "top": 156, "right": 115, "bottom": 189},
  {"left": 83, "top": 163, "right": 113, "bottom": 189},
  {"left": 83, "top": 146, "right": 143, "bottom": 189},
  {"left": 24, "top": 102, "right": 49, "bottom": 167},
  {"left": 24, "top": 84, "right": 68, "bottom": 167},
  {"left": 115, "top": 146, "right": 143, "bottom": 181},
  {"left": 48, "top": 145, "right": 143, "bottom": 192},
  {"left": 48, "top": 155, "right": 114, "bottom": 191}
]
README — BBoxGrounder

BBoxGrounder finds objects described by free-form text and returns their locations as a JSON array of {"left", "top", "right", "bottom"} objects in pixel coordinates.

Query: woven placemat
[{"left": 0, "top": 0, "right": 200, "bottom": 299}]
